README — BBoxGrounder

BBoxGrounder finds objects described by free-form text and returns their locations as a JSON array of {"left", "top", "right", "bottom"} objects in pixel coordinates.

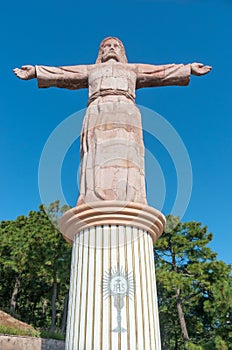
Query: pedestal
[{"left": 59, "top": 201, "right": 165, "bottom": 350}]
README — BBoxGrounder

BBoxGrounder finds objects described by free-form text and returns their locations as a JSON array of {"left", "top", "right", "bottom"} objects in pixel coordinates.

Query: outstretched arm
[
  {"left": 13, "top": 64, "right": 88, "bottom": 90},
  {"left": 136, "top": 62, "right": 212, "bottom": 89}
]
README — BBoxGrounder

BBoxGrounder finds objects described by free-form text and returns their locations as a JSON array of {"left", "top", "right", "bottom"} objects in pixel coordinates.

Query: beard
[{"left": 102, "top": 51, "right": 120, "bottom": 62}]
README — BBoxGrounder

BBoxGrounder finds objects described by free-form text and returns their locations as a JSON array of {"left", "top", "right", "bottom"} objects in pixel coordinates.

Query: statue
[{"left": 14, "top": 37, "right": 211, "bottom": 205}]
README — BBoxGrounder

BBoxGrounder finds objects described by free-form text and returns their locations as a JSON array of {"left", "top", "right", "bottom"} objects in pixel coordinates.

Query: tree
[
  {"left": 1, "top": 208, "right": 231, "bottom": 344},
  {"left": 0, "top": 215, "right": 32, "bottom": 314},
  {"left": 39, "top": 201, "right": 72, "bottom": 332},
  {"left": 155, "top": 215, "right": 232, "bottom": 349},
  {"left": 0, "top": 201, "right": 72, "bottom": 332}
]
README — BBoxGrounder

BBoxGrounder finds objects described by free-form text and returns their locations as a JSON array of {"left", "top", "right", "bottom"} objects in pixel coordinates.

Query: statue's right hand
[{"left": 13, "top": 65, "right": 36, "bottom": 80}]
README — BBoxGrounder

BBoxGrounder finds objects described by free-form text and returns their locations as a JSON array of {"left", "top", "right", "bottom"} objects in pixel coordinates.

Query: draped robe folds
[{"left": 36, "top": 62, "right": 191, "bottom": 205}]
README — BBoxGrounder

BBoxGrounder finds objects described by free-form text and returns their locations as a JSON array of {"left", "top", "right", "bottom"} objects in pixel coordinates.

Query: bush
[
  {"left": 185, "top": 342, "right": 203, "bottom": 350},
  {"left": 40, "top": 330, "right": 65, "bottom": 341}
]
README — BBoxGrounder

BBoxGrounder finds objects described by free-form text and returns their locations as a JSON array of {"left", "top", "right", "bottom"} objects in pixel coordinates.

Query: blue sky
[{"left": 1, "top": 0, "right": 231, "bottom": 263}]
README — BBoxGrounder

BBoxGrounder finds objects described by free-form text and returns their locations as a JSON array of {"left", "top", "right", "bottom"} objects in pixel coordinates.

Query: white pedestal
[{"left": 59, "top": 202, "right": 165, "bottom": 350}]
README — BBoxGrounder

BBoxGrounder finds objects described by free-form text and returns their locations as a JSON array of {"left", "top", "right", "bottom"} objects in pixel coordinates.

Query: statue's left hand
[
  {"left": 13, "top": 65, "right": 36, "bottom": 80},
  {"left": 191, "top": 63, "right": 212, "bottom": 76}
]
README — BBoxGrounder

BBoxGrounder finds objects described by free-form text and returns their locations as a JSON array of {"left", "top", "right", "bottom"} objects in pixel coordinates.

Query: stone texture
[
  {"left": 0, "top": 335, "right": 64, "bottom": 350},
  {"left": 0, "top": 311, "right": 35, "bottom": 335},
  {"left": 13, "top": 37, "right": 211, "bottom": 207},
  {"left": 59, "top": 201, "right": 165, "bottom": 245},
  {"left": 13, "top": 37, "right": 211, "bottom": 350},
  {"left": 34, "top": 60, "right": 192, "bottom": 205}
]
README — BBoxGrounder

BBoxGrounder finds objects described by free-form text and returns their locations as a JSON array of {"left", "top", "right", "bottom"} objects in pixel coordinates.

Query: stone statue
[{"left": 14, "top": 37, "right": 211, "bottom": 205}]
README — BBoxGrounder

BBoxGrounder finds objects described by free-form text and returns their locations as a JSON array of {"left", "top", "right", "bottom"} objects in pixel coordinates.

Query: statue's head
[{"left": 96, "top": 37, "right": 128, "bottom": 64}]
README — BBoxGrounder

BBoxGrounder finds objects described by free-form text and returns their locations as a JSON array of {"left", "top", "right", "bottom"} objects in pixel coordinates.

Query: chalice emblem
[{"left": 103, "top": 266, "right": 135, "bottom": 333}]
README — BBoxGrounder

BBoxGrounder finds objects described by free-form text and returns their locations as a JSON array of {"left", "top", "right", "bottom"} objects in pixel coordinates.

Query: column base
[
  {"left": 59, "top": 201, "right": 165, "bottom": 244},
  {"left": 59, "top": 202, "right": 165, "bottom": 350}
]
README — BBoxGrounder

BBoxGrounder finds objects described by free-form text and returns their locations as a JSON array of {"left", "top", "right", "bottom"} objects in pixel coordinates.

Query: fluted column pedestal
[{"left": 59, "top": 201, "right": 165, "bottom": 350}]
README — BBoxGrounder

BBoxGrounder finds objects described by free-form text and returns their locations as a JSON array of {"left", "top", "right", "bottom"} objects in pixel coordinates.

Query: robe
[{"left": 36, "top": 62, "right": 191, "bottom": 205}]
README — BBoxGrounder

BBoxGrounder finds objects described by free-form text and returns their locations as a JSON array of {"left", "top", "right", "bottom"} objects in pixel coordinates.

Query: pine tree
[{"left": 155, "top": 215, "right": 232, "bottom": 349}]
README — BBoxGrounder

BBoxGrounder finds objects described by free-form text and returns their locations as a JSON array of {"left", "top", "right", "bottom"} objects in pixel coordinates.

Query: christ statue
[{"left": 14, "top": 37, "right": 211, "bottom": 205}]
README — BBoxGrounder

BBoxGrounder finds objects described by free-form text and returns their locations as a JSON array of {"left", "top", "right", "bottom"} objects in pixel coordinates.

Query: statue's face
[{"left": 101, "top": 39, "right": 122, "bottom": 62}]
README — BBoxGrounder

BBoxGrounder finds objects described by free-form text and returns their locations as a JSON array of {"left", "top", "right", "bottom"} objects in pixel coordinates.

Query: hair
[{"left": 95, "top": 37, "right": 128, "bottom": 64}]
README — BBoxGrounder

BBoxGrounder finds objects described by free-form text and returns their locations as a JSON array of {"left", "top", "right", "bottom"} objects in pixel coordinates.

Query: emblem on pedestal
[{"left": 103, "top": 266, "right": 135, "bottom": 333}]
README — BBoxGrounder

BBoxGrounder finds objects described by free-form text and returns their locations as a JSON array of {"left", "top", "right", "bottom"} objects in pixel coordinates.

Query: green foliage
[
  {"left": 0, "top": 325, "right": 39, "bottom": 337},
  {"left": 1, "top": 207, "right": 231, "bottom": 346},
  {"left": 40, "top": 330, "right": 65, "bottom": 341},
  {"left": 185, "top": 343, "right": 203, "bottom": 350},
  {"left": 0, "top": 324, "right": 64, "bottom": 341},
  {"left": 0, "top": 201, "right": 72, "bottom": 333},
  {"left": 200, "top": 336, "right": 228, "bottom": 350},
  {"left": 155, "top": 215, "right": 232, "bottom": 349}
]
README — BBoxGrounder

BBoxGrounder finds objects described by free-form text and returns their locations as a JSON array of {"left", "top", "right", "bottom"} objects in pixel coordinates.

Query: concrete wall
[{"left": 0, "top": 335, "right": 65, "bottom": 350}]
